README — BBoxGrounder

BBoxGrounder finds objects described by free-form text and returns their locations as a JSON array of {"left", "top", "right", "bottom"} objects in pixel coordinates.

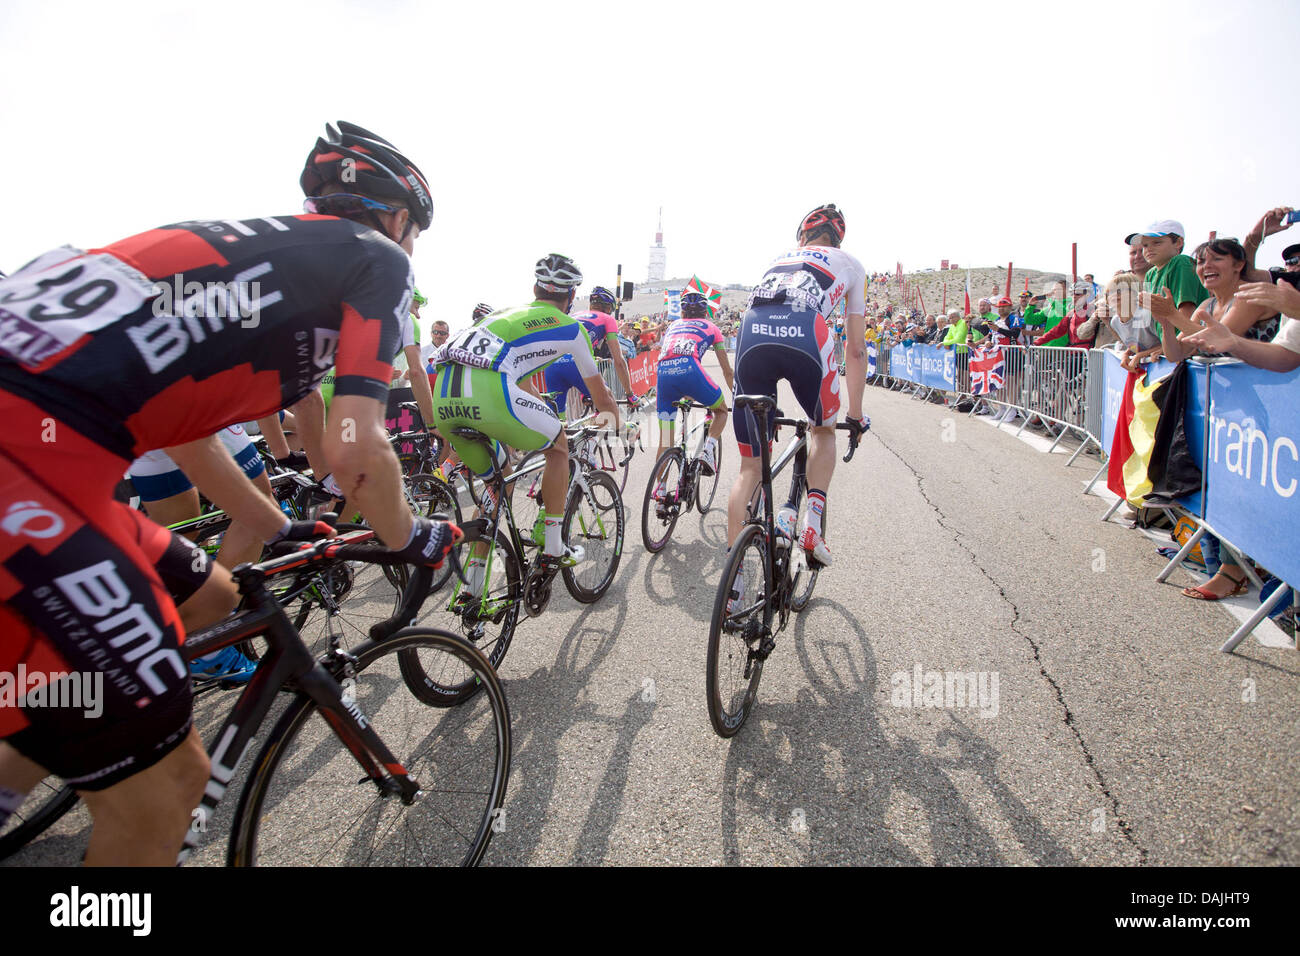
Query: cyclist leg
[
  {"left": 727, "top": 309, "right": 787, "bottom": 546},
  {"left": 0, "top": 461, "right": 208, "bottom": 866},
  {"left": 785, "top": 313, "right": 841, "bottom": 564}
]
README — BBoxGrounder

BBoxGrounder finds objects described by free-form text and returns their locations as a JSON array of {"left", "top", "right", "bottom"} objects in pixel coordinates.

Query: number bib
[
  {"left": 0, "top": 247, "right": 155, "bottom": 368},
  {"left": 438, "top": 325, "right": 507, "bottom": 370},
  {"left": 664, "top": 336, "right": 698, "bottom": 358}
]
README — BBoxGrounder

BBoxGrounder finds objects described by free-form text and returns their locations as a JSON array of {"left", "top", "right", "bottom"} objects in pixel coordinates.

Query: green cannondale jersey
[{"left": 431, "top": 300, "right": 598, "bottom": 382}]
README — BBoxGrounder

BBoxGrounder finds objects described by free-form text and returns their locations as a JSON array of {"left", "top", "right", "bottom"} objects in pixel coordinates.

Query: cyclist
[
  {"left": 0, "top": 121, "right": 459, "bottom": 865},
  {"left": 727, "top": 203, "right": 869, "bottom": 569},
  {"left": 653, "top": 290, "right": 734, "bottom": 487},
  {"left": 542, "top": 286, "right": 636, "bottom": 412},
  {"left": 428, "top": 254, "right": 620, "bottom": 582}
]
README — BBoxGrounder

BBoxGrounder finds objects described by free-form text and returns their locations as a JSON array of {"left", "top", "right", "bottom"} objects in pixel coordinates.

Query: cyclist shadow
[
  {"left": 642, "top": 538, "right": 728, "bottom": 624},
  {"left": 717, "top": 597, "right": 1075, "bottom": 865},
  {"left": 491, "top": 552, "right": 653, "bottom": 865}
]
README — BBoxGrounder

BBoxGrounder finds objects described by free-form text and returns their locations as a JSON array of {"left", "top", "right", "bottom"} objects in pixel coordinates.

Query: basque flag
[{"left": 969, "top": 344, "right": 1004, "bottom": 394}]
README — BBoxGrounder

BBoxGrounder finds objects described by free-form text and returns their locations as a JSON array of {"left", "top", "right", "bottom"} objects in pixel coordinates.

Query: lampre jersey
[
  {"left": 657, "top": 317, "right": 722, "bottom": 363},
  {"left": 749, "top": 245, "right": 867, "bottom": 318},
  {"left": 0, "top": 215, "right": 413, "bottom": 461}
]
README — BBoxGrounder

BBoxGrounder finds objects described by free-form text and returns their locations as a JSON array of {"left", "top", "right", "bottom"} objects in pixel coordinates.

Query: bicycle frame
[{"left": 178, "top": 535, "right": 436, "bottom": 863}]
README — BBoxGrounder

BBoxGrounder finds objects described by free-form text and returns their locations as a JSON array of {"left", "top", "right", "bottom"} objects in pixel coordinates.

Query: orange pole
[{"left": 1005, "top": 262, "right": 1013, "bottom": 298}]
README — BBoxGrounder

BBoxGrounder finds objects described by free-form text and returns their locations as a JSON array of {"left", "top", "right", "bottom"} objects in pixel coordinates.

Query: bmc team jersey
[
  {"left": 542, "top": 309, "right": 618, "bottom": 400},
  {"left": 655, "top": 317, "right": 725, "bottom": 420},
  {"left": 0, "top": 215, "right": 413, "bottom": 461},
  {"left": 748, "top": 244, "right": 867, "bottom": 318},
  {"left": 428, "top": 301, "right": 597, "bottom": 475}
]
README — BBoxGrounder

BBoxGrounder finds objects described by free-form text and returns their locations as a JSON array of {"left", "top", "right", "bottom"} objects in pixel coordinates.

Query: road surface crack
[{"left": 871, "top": 432, "right": 1149, "bottom": 864}]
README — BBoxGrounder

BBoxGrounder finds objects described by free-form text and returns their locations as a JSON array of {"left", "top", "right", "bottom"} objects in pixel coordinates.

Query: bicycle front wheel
[
  {"left": 562, "top": 470, "right": 624, "bottom": 602},
  {"left": 697, "top": 438, "right": 722, "bottom": 514},
  {"left": 0, "top": 776, "right": 79, "bottom": 861},
  {"left": 706, "top": 522, "right": 772, "bottom": 738},
  {"left": 228, "top": 629, "right": 510, "bottom": 867}
]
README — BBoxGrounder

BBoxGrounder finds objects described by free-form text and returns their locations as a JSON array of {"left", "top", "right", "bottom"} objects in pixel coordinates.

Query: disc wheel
[{"left": 641, "top": 448, "right": 684, "bottom": 553}]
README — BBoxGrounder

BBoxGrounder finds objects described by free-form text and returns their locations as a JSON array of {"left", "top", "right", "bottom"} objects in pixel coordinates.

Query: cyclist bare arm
[
  {"left": 608, "top": 337, "right": 635, "bottom": 397},
  {"left": 325, "top": 393, "right": 412, "bottom": 548},
  {"left": 715, "top": 342, "right": 736, "bottom": 394},
  {"left": 582, "top": 374, "right": 620, "bottom": 432},
  {"left": 843, "top": 311, "right": 866, "bottom": 419},
  {"left": 165, "top": 435, "right": 293, "bottom": 542},
  {"left": 404, "top": 343, "right": 436, "bottom": 427}
]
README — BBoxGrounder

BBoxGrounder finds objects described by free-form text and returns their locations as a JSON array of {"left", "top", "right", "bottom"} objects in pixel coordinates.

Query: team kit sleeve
[
  {"left": 844, "top": 254, "right": 868, "bottom": 314},
  {"left": 332, "top": 240, "right": 415, "bottom": 403},
  {"left": 570, "top": 321, "right": 599, "bottom": 377}
]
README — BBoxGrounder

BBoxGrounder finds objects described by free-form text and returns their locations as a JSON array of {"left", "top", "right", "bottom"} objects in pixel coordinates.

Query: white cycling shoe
[
  {"left": 799, "top": 527, "right": 833, "bottom": 567},
  {"left": 543, "top": 543, "right": 586, "bottom": 567},
  {"left": 697, "top": 439, "right": 718, "bottom": 476}
]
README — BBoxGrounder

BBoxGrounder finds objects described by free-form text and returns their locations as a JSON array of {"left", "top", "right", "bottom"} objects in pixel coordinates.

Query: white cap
[{"left": 1140, "top": 219, "right": 1185, "bottom": 239}]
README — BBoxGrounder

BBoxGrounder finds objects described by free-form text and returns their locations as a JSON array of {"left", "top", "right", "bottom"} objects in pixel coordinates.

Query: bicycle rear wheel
[
  {"left": 706, "top": 523, "right": 772, "bottom": 738},
  {"left": 641, "top": 448, "right": 683, "bottom": 553},
  {"left": 562, "top": 470, "right": 624, "bottom": 602},
  {"left": 0, "top": 776, "right": 79, "bottom": 861},
  {"left": 228, "top": 628, "right": 510, "bottom": 867}
]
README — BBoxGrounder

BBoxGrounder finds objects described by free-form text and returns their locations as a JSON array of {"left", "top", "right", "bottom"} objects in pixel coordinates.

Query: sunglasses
[
  {"left": 431, "top": 329, "right": 449, "bottom": 337},
  {"left": 1287, "top": 257, "right": 1300, "bottom": 266},
  {"left": 304, "top": 194, "right": 403, "bottom": 217}
]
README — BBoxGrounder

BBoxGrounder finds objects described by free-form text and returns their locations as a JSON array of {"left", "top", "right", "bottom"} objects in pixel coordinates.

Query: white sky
[{"left": 0, "top": 0, "right": 1293, "bottom": 333}]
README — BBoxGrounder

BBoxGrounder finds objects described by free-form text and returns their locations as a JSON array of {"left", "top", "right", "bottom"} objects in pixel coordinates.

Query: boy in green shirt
[{"left": 1136, "top": 219, "right": 1207, "bottom": 358}]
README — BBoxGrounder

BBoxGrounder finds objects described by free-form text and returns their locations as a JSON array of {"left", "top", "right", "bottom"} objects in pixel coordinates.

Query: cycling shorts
[
  {"left": 655, "top": 356, "right": 723, "bottom": 422},
  {"left": 0, "top": 393, "right": 205, "bottom": 790},
  {"left": 732, "top": 304, "right": 839, "bottom": 457},
  {"left": 128, "top": 425, "right": 265, "bottom": 503},
  {"left": 541, "top": 356, "right": 592, "bottom": 403},
  {"left": 430, "top": 364, "right": 563, "bottom": 476}
]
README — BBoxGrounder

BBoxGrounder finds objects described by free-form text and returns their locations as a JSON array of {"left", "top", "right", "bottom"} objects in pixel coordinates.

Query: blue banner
[{"left": 1203, "top": 363, "right": 1300, "bottom": 587}]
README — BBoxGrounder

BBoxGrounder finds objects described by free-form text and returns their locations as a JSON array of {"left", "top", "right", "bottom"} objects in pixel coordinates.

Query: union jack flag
[{"left": 969, "top": 344, "right": 1004, "bottom": 394}]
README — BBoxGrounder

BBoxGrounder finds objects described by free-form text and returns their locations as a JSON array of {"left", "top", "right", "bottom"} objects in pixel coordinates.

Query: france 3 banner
[
  {"left": 1203, "top": 364, "right": 1300, "bottom": 587},
  {"left": 918, "top": 345, "right": 955, "bottom": 390}
]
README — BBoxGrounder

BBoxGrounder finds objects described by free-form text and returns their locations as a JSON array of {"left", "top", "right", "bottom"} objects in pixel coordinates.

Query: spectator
[
  {"left": 1135, "top": 219, "right": 1208, "bottom": 359},
  {"left": 991, "top": 297, "right": 1022, "bottom": 343},
  {"left": 1105, "top": 273, "right": 1162, "bottom": 372},
  {"left": 1156, "top": 238, "right": 1280, "bottom": 363},
  {"left": 1022, "top": 290, "right": 1050, "bottom": 337},
  {"left": 1241, "top": 205, "right": 1297, "bottom": 282},
  {"left": 942, "top": 309, "right": 969, "bottom": 352},
  {"left": 1035, "top": 282, "right": 1098, "bottom": 347}
]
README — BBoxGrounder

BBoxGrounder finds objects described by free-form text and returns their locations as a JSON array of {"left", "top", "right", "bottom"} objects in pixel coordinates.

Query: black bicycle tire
[
  {"left": 227, "top": 628, "right": 510, "bottom": 867},
  {"left": 696, "top": 438, "right": 722, "bottom": 514},
  {"left": 405, "top": 527, "right": 522, "bottom": 705},
  {"left": 641, "top": 448, "right": 684, "bottom": 553},
  {"left": 0, "top": 780, "right": 79, "bottom": 861},
  {"left": 705, "top": 522, "right": 771, "bottom": 738},
  {"left": 562, "top": 470, "right": 624, "bottom": 602},
  {"left": 789, "top": 496, "right": 827, "bottom": 612}
]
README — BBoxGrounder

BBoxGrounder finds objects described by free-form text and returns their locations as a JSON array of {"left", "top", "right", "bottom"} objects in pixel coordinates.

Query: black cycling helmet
[
  {"left": 301, "top": 121, "right": 434, "bottom": 230},
  {"left": 534, "top": 253, "right": 583, "bottom": 293},
  {"left": 796, "top": 203, "right": 845, "bottom": 245},
  {"left": 472, "top": 302, "right": 494, "bottom": 321},
  {"left": 588, "top": 286, "right": 617, "bottom": 311},
  {"left": 680, "top": 291, "right": 710, "bottom": 318}
]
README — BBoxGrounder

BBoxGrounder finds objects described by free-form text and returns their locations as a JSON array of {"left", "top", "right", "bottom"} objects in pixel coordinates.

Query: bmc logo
[
  {"left": 54, "top": 561, "right": 185, "bottom": 695},
  {"left": 2, "top": 501, "right": 64, "bottom": 539}
]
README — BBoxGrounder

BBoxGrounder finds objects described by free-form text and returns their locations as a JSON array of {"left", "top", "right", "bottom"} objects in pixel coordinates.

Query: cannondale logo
[{"left": 2, "top": 501, "right": 65, "bottom": 539}]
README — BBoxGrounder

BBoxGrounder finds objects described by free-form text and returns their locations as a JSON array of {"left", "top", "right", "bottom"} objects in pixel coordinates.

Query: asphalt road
[{"left": 7, "top": 359, "right": 1298, "bottom": 867}]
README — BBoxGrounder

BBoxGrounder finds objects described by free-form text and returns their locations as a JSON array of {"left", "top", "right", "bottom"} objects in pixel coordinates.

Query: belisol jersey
[
  {"left": 748, "top": 245, "right": 867, "bottom": 318},
  {"left": 657, "top": 317, "right": 722, "bottom": 362},
  {"left": 0, "top": 215, "right": 413, "bottom": 460},
  {"left": 430, "top": 300, "right": 597, "bottom": 382}
]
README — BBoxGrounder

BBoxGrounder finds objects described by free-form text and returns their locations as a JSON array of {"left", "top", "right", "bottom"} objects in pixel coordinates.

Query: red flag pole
[
  {"left": 1071, "top": 242, "right": 1078, "bottom": 285},
  {"left": 918, "top": 285, "right": 926, "bottom": 314},
  {"left": 1005, "top": 262, "right": 1013, "bottom": 298},
  {"left": 1208, "top": 230, "right": 1217, "bottom": 241}
]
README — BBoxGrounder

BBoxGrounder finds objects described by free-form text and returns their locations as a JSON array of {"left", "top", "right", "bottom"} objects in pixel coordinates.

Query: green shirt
[
  {"left": 942, "top": 318, "right": 969, "bottom": 353},
  {"left": 1039, "top": 298, "right": 1069, "bottom": 346},
  {"left": 1145, "top": 254, "right": 1208, "bottom": 341}
]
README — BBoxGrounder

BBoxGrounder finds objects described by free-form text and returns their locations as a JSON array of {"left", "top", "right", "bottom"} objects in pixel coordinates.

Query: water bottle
[{"left": 774, "top": 505, "right": 796, "bottom": 548}]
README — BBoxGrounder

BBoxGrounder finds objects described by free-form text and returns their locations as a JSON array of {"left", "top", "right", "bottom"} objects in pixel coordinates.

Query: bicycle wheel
[
  {"left": 228, "top": 628, "right": 510, "bottom": 867},
  {"left": 706, "top": 522, "right": 771, "bottom": 738},
  {"left": 0, "top": 776, "right": 79, "bottom": 861},
  {"left": 641, "top": 448, "right": 684, "bottom": 553},
  {"left": 789, "top": 495, "right": 827, "bottom": 612},
  {"left": 403, "top": 472, "right": 462, "bottom": 594},
  {"left": 287, "top": 526, "right": 405, "bottom": 657},
  {"left": 562, "top": 470, "right": 624, "bottom": 602},
  {"left": 697, "top": 437, "right": 722, "bottom": 514},
  {"left": 409, "top": 527, "right": 522, "bottom": 705}
]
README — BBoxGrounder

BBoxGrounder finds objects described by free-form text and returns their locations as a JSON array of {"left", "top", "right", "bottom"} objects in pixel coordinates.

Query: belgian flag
[{"left": 1106, "top": 369, "right": 1164, "bottom": 506}]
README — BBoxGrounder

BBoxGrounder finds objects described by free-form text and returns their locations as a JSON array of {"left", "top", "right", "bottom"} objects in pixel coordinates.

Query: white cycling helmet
[{"left": 534, "top": 253, "right": 583, "bottom": 293}]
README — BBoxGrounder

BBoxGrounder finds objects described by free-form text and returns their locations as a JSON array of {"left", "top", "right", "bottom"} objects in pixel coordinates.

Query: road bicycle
[
  {"left": 0, "top": 528, "right": 510, "bottom": 866},
  {"left": 407, "top": 421, "right": 625, "bottom": 705},
  {"left": 641, "top": 399, "right": 723, "bottom": 553},
  {"left": 705, "top": 394, "right": 863, "bottom": 738}
]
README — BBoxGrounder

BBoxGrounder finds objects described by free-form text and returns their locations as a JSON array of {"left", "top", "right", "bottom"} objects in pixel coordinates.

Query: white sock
[{"left": 544, "top": 514, "right": 563, "bottom": 555}]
